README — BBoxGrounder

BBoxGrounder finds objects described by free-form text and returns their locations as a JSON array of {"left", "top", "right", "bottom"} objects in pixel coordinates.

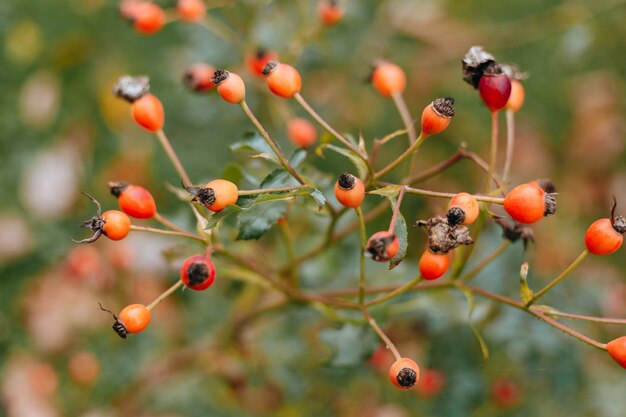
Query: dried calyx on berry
[
  {"left": 366, "top": 233, "right": 397, "bottom": 261},
  {"left": 501, "top": 63, "right": 529, "bottom": 81},
  {"left": 337, "top": 172, "right": 357, "bottom": 190},
  {"left": 415, "top": 215, "right": 473, "bottom": 254},
  {"left": 432, "top": 97, "right": 455, "bottom": 118},
  {"left": 113, "top": 75, "right": 150, "bottom": 103},
  {"left": 446, "top": 206, "right": 466, "bottom": 227},
  {"left": 99, "top": 303, "right": 128, "bottom": 339},
  {"left": 397, "top": 367, "right": 418, "bottom": 388},
  {"left": 186, "top": 185, "right": 216, "bottom": 207},
  {"left": 108, "top": 181, "right": 130, "bottom": 198},
  {"left": 73, "top": 193, "right": 106, "bottom": 244},
  {"left": 262, "top": 60, "right": 278, "bottom": 76},
  {"left": 536, "top": 179, "right": 558, "bottom": 216},
  {"left": 610, "top": 198, "right": 626, "bottom": 234},
  {"left": 462, "top": 46, "right": 496, "bottom": 89},
  {"left": 494, "top": 216, "right": 534, "bottom": 249},
  {"left": 211, "top": 69, "right": 230, "bottom": 85},
  {"left": 186, "top": 261, "right": 210, "bottom": 287}
]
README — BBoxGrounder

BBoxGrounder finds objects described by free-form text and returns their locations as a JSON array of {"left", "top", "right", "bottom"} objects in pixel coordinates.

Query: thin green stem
[
  {"left": 387, "top": 186, "right": 406, "bottom": 233},
  {"left": 483, "top": 110, "right": 499, "bottom": 193},
  {"left": 356, "top": 207, "right": 367, "bottom": 306},
  {"left": 362, "top": 309, "right": 402, "bottom": 360},
  {"left": 527, "top": 250, "right": 589, "bottom": 306},
  {"left": 155, "top": 130, "right": 192, "bottom": 188},
  {"left": 293, "top": 93, "right": 368, "bottom": 161},
  {"left": 391, "top": 91, "right": 417, "bottom": 145},
  {"left": 374, "top": 133, "right": 426, "bottom": 180},
  {"left": 130, "top": 225, "right": 206, "bottom": 243},
  {"left": 503, "top": 109, "right": 515, "bottom": 184},
  {"left": 147, "top": 279, "right": 184, "bottom": 311},
  {"left": 531, "top": 310, "right": 607, "bottom": 350},
  {"left": 459, "top": 241, "right": 511, "bottom": 282},
  {"left": 240, "top": 100, "right": 307, "bottom": 185},
  {"left": 533, "top": 308, "right": 626, "bottom": 325},
  {"left": 365, "top": 276, "right": 423, "bottom": 307},
  {"left": 399, "top": 185, "right": 505, "bottom": 205},
  {"left": 238, "top": 185, "right": 306, "bottom": 195},
  {"left": 153, "top": 212, "right": 192, "bottom": 236}
]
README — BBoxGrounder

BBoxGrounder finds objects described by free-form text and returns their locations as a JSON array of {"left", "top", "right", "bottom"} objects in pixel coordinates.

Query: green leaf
[
  {"left": 237, "top": 199, "right": 288, "bottom": 240},
  {"left": 260, "top": 168, "right": 299, "bottom": 189},
  {"left": 220, "top": 162, "right": 245, "bottom": 185},
  {"left": 230, "top": 131, "right": 274, "bottom": 155},
  {"left": 318, "top": 144, "right": 368, "bottom": 179},
  {"left": 295, "top": 186, "right": 327, "bottom": 211},
  {"left": 519, "top": 262, "right": 534, "bottom": 305},
  {"left": 388, "top": 212, "right": 408, "bottom": 270},
  {"left": 251, "top": 153, "right": 280, "bottom": 166},
  {"left": 319, "top": 324, "right": 379, "bottom": 367},
  {"left": 289, "top": 148, "right": 307, "bottom": 167},
  {"left": 205, "top": 205, "right": 242, "bottom": 230},
  {"left": 369, "top": 185, "right": 402, "bottom": 199},
  {"left": 462, "top": 289, "right": 490, "bottom": 361}
]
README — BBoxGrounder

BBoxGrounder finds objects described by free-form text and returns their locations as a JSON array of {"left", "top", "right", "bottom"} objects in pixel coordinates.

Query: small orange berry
[
  {"left": 68, "top": 351, "right": 100, "bottom": 385},
  {"left": 180, "top": 255, "right": 216, "bottom": 291},
  {"left": 191, "top": 179, "right": 239, "bottom": 212},
  {"left": 389, "top": 357, "right": 420, "bottom": 389},
  {"left": 183, "top": 63, "right": 215, "bottom": 92},
  {"left": 133, "top": 2, "right": 165, "bottom": 35},
  {"left": 109, "top": 182, "right": 157, "bottom": 219},
  {"left": 506, "top": 79, "right": 525, "bottom": 112},
  {"left": 318, "top": 0, "right": 343, "bottom": 26},
  {"left": 585, "top": 201, "right": 625, "bottom": 256},
  {"left": 131, "top": 93, "right": 164, "bottom": 132},
  {"left": 287, "top": 117, "right": 317, "bottom": 148},
  {"left": 371, "top": 61, "right": 406, "bottom": 97},
  {"left": 246, "top": 48, "right": 278, "bottom": 78},
  {"left": 118, "top": 304, "right": 151, "bottom": 333},
  {"left": 448, "top": 192, "right": 479, "bottom": 225},
  {"left": 419, "top": 250, "right": 450, "bottom": 281},
  {"left": 334, "top": 173, "right": 364, "bottom": 208},
  {"left": 211, "top": 69, "right": 246, "bottom": 103},
  {"left": 421, "top": 97, "right": 455, "bottom": 137},
  {"left": 101, "top": 210, "right": 131, "bottom": 241},
  {"left": 607, "top": 336, "right": 626, "bottom": 368},
  {"left": 177, "top": 0, "right": 206, "bottom": 22},
  {"left": 504, "top": 182, "right": 556, "bottom": 224},
  {"left": 366, "top": 231, "right": 399, "bottom": 262},
  {"left": 263, "top": 61, "right": 302, "bottom": 99}
]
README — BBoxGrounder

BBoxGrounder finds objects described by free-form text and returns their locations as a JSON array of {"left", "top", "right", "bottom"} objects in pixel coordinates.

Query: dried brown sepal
[
  {"left": 108, "top": 181, "right": 130, "bottom": 198},
  {"left": 536, "top": 179, "right": 556, "bottom": 194},
  {"left": 187, "top": 261, "right": 210, "bottom": 287},
  {"left": 113, "top": 75, "right": 150, "bottom": 102},
  {"left": 501, "top": 63, "right": 529, "bottom": 81},
  {"left": 186, "top": 186, "right": 216, "bottom": 207},
  {"left": 462, "top": 46, "right": 496, "bottom": 89},
  {"left": 262, "top": 60, "right": 278, "bottom": 76},
  {"left": 544, "top": 193, "right": 557, "bottom": 217},
  {"left": 99, "top": 302, "right": 128, "bottom": 339},
  {"left": 73, "top": 193, "right": 106, "bottom": 244},
  {"left": 610, "top": 197, "right": 626, "bottom": 234},
  {"left": 446, "top": 206, "right": 466, "bottom": 227},
  {"left": 366, "top": 234, "right": 396, "bottom": 261},
  {"left": 397, "top": 368, "right": 417, "bottom": 388},
  {"left": 211, "top": 69, "right": 230, "bottom": 85},
  {"left": 415, "top": 215, "right": 473, "bottom": 254},
  {"left": 494, "top": 216, "right": 534, "bottom": 249},
  {"left": 337, "top": 172, "right": 356, "bottom": 190},
  {"left": 432, "top": 97, "right": 455, "bottom": 118}
]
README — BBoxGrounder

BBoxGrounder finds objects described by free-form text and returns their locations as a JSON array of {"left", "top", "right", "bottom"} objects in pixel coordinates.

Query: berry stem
[
  {"left": 365, "top": 276, "right": 423, "bottom": 307},
  {"left": 387, "top": 186, "right": 406, "bottom": 233},
  {"left": 155, "top": 130, "right": 192, "bottom": 188},
  {"left": 483, "top": 110, "right": 499, "bottom": 193},
  {"left": 239, "top": 100, "right": 307, "bottom": 185},
  {"left": 530, "top": 309, "right": 607, "bottom": 350},
  {"left": 458, "top": 241, "right": 511, "bottom": 282},
  {"left": 293, "top": 93, "right": 369, "bottom": 161},
  {"left": 374, "top": 133, "right": 426, "bottom": 180},
  {"left": 502, "top": 109, "right": 515, "bottom": 184},
  {"left": 153, "top": 212, "right": 193, "bottom": 236},
  {"left": 147, "top": 279, "right": 184, "bottom": 311},
  {"left": 527, "top": 249, "right": 589, "bottom": 306},
  {"left": 238, "top": 185, "right": 306, "bottom": 195},
  {"left": 356, "top": 206, "right": 367, "bottom": 306},
  {"left": 384, "top": 184, "right": 504, "bottom": 205},
  {"left": 362, "top": 309, "right": 402, "bottom": 360},
  {"left": 130, "top": 225, "right": 207, "bottom": 243},
  {"left": 390, "top": 91, "right": 417, "bottom": 145},
  {"left": 532, "top": 308, "right": 626, "bottom": 325}
]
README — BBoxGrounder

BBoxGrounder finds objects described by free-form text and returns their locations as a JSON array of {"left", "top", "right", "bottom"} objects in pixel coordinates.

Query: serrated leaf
[
  {"left": 230, "top": 131, "right": 274, "bottom": 155},
  {"left": 370, "top": 185, "right": 402, "bottom": 199},
  {"left": 319, "top": 324, "right": 379, "bottom": 367},
  {"left": 295, "top": 187, "right": 327, "bottom": 211},
  {"left": 462, "top": 289, "right": 490, "bottom": 361},
  {"left": 389, "top": 213, "right": 408, "bottom": 269},
  {"left": 251, "top": 153, "right": 281, "bottom": 166},
  {"left": 260, "top": 168, "right": 299, "bottom": 189},
  {"left": 322, "top": 144, "right": 368, "bottom": 179},
  {"left": 205, "top": 205, "right": 242, "bottom": 230},
  {"left": 289, "top": 148, "right": 307, "bottom": 167},
  {"left": 237, "top": 200, "right": 288, "bottom": 240}
]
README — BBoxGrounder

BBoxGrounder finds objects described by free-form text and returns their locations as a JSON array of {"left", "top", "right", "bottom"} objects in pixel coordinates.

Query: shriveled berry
[
  {"left": 415, "top": 216, "right": 473, "bottom": 254},
  {"left": 246, "top": 48, "right": 278, "bottom": 78},
  {"left": 389, "top": 357, "right": 420, "bottom": 389},
  {"left": 318, "top": 0, "right": 343, "bottom": 26},
  {"left": 462, "top": 46, "right": 496, "bottom": 89},
  {"left": 211, "top": 69, "right": 246, "bottom": 103},
  {"left": 478, "top": 64, "right": 512, "bottom": 112},
  {"left": 287, "top": 117, "right": 317, "bottom": 148},
  {"left": 419, "top": 250, "right": 450, "bottom": 281},
  {"left": 366, "top": 231, "right": 399, "bottom": 262},
  {"left": 371, "top": 61, "right": 406, "bottom": 97},
  {"left": 334, "top": 173, "right": 365, "bottom": 208},
  {"left": 607, "top": 336, "right": 626, "bottom": 368},
  {"left": 263, "top": 61, "right": 302, "bottom": 99},
  {"left": 113, "top": 75, "right": 149, "bottom": 102},
  {"left": 504, "top": 182, "right": 557, "bottom": 224},
  {"left": 183, "top": 63, "right": 215, "bottom": 92},
  {"left": 421, "top": 97, "right": 454, "bottom": 136},
  {"left": 118, "top": 304, "right": 151, "bottom": 334},
  {"left": 448, "top": 192, "right": 479, "bottom": 225},
  {"left": 131, "top": 93, "right": 164, "bottom": 132},
  {"left": 109, "top": 181, "right": 157, "bottom": 219},
  {"left": 177, "top": 0, "right": 206, "bottom": 22},
  {"left": 180, "top": 255, "right": 216, "bottom": 291}
]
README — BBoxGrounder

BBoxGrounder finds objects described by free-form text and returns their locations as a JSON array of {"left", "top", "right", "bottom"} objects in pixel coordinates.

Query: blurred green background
[{"left": 1, "top": 0, "right": 626, "bottom": 416}]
